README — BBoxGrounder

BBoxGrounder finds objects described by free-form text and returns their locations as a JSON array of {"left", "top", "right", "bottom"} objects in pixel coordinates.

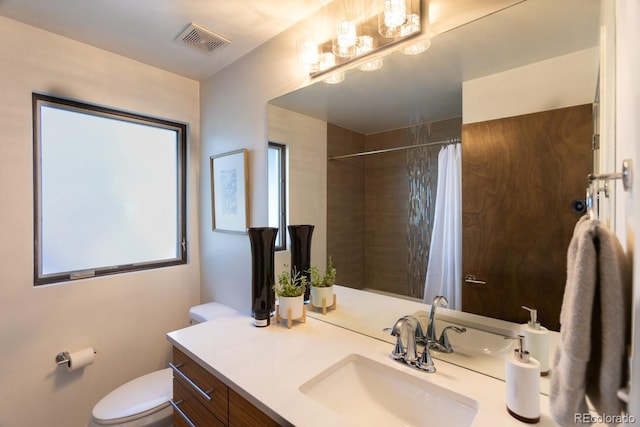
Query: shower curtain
[{"left": 423, "top": 143, "right": 462, "bottom": 309}]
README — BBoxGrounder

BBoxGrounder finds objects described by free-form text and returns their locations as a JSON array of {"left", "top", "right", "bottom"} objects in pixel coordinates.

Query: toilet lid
[
  {"left": 189, "top": 302, "right": 238, "bottom": 323},
  {"left": 93, "top": 368, "right": 173, "bottom": 421}
]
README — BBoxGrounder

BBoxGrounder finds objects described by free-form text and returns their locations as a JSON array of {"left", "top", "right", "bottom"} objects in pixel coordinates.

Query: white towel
[{"left": 550, "top": 217, "right": 630, "bottom": 426}]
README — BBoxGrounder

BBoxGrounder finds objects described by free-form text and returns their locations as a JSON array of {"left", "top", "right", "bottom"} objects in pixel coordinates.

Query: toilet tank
[{"left": 189, "top": 302, "right": 238, "bottom": 324}]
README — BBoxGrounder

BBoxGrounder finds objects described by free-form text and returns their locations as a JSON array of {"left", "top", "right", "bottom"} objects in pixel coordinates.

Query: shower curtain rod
[{"left": 328, "top": 137, "right": 461, "bottom": 160}]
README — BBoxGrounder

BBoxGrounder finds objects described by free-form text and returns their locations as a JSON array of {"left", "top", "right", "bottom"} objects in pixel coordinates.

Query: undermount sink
[
  {"left": 412, "top": 311, "right": 515, "bottom": 357},
  {"left": 438, "top": 319, "right": 515, "bottom": 356},
  {"left": 300, "top": 354, "right": 479, "bottom": 427}
]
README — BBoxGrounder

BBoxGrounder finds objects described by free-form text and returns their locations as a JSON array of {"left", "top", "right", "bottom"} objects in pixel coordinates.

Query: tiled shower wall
[
  {"left": 327, "top": 118, "right": 461, "bottom": 299},
  {"left": 327, "top": 124, "right": 366, "bottom": 289}
]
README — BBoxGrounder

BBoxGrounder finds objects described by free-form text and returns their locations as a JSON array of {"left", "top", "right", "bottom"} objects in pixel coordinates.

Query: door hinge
[{"left": 592, "top": 133, "right": 600, "bottom": 150}]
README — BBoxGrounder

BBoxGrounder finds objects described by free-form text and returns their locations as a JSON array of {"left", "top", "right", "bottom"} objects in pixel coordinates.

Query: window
[
  {"left": 268, "top": 142, "right": 286, "bottom": 250},
  {"left": 33, "top": 93, "right": 187, "bottom": 285}
]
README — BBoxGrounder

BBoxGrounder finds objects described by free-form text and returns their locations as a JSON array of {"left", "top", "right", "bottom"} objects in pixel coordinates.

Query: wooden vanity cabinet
[
  {"left": 229, "top": 388, "right": 281, "bottom": 426},
  {"left": 171, "top": 347, "right": 281, "bottom": 427}
]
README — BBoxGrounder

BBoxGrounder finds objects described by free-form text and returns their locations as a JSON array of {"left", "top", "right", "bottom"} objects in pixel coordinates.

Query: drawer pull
[
  {"left": 169, "top": 362, "right": 214, "bottom": 402},
  {"left": 169, "top": 399, "right": 196, "bottom": 427}
]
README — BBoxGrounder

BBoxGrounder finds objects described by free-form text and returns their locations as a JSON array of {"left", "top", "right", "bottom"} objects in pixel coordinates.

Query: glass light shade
[
  {"left": 333, "top": 20, "right": 357, "bottom": 58},
  {"left": 298, "top": 37, "right": 319, "bottom": 73},
  {"left": 379, "top": 0, "right": 409, "bottom": 38},
  {"left": 318, "top": 52, "right": 337, "bottom": 71},
  {"left": 400, "top": 13, "right": 421, "bottom": 36},
  {"left": 356, "top": 35, "right": 375, "bottom": 56},
  {"left": 385, "top": 0, "right": 407, "bottom": 27},
  {"left": 401, "top": 38, "right": 431, "bottom": 55},
  {"left": 357, "top": 58, "right": 384, "bottom": 71},
  {"left": 323, "top": 72, "right": 345, "bottom": 84}
]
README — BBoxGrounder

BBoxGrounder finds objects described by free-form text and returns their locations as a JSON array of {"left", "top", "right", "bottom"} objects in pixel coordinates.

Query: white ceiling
[
  {"left": 0, "top": 0, "right": 332, "bottom": 81},
  {"left": 0, "top": 0, "right": 599, "bottom": 134}
]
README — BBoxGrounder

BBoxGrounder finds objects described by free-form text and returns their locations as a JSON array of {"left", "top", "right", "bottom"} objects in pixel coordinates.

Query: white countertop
[
  {"left": 306, "top": 285, "right": 561, "bottom": 395},
  {"left": 167, "top": 313, "right": 561, "bottom": 426}
]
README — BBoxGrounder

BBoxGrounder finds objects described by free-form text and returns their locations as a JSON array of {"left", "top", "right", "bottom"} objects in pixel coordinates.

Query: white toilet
[{"left": 88, "top": 302, "right": 238, "bottom": 427}]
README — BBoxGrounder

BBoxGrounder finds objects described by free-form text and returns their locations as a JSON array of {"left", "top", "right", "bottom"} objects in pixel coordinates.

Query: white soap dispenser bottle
[
  {"left": 521, "top": 306, "right": 549, "bottom": 375},
  {"left": 505, "top": 335, "right": 540, "bottom": 423}
]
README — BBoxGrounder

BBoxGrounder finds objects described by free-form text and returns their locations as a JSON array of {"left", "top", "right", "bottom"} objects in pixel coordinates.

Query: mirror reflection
[{"left": 269, "top": 0, "right": 601, "bottom": 333}]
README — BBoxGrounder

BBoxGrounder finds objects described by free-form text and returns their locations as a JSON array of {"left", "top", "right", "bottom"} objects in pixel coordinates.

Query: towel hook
[{"left": 588, "top": 159, "right": 633, "bottom": 192}]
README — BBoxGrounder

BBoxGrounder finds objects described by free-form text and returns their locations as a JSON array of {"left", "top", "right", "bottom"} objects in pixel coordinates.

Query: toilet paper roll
[{"left": 67, "top": 348, "right": 95, "bottom": 372}]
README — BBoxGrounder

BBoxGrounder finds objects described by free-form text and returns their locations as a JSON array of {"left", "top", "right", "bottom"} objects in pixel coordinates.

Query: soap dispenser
[
  {"left": 521, "top": 306, "right": 549, "bottom": 375},
  {"left": 505, "top": 335, "right": 540, "bottom": 423}
]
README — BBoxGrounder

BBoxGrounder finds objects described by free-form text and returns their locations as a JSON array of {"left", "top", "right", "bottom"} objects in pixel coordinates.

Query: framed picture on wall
[{"left": 210, "top": 149, "right": 249, "bottom": 233}]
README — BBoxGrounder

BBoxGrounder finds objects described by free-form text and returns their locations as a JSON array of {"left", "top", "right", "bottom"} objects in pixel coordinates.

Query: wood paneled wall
[{"left": 462, "top": 104, "right": 592, "bottom": 330}]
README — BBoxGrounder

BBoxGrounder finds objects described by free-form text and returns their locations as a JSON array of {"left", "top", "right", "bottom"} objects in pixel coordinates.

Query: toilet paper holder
[
  {"left": 55, "top": 351, "right": 71, "bottom": 366},
  {"left": 55, "top": 349, "right": 97, "bottom": 366}
]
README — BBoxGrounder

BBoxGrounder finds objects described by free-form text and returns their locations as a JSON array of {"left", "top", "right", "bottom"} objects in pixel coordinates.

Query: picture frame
[{"left": 210, "top": 149, "right": 249, "bottom": 233}]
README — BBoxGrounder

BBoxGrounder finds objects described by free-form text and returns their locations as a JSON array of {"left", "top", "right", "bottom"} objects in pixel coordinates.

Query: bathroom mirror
[{"left": 269, "top": 0, "right": 603, "bottom": 341}]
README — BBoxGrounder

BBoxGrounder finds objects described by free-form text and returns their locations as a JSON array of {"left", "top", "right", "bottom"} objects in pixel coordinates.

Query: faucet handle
[
  {"left": 388, "top": 318, "right": 406, "bottom": 361},
  {"left": 390, "top": 334, "right": 405, "bottom": 360},
  {"left": 427, "top": 339, "right": 448, "bottom": 352},
  {"left": 416, "top": 341, "right": 437, "bottom": 373},
  {"left": 437, "top": 326, "right": 467, "bottom": 353}
]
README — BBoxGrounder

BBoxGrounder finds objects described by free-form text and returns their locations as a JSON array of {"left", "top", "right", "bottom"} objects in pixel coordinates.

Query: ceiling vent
[{"left": 176, "top": 23, "right": 230, "bottom": 55}]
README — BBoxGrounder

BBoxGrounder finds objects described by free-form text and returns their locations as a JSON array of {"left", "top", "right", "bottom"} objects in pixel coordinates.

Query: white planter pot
[
  {"left": 279, "top": 295, "right": 304, "bottom": 319},
  {"left": 311, "top": 286, "right": 334, "bottom": 307}
]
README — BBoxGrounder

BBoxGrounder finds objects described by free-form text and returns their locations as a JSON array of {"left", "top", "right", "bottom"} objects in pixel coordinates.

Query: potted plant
[
  {"left": 274, "top": 266, "right": 307, "bottom": 323},
  {"left": 309, "top": 257, "right": 337, "bottom": 312}
]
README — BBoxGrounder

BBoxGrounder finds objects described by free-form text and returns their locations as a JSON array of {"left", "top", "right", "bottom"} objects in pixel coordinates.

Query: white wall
[
  {"left": 462, "top": 47, "right": 599, "bottom": 124},
  {"left": 198, "top": 20, "right": 313, "bottom": 311},
  {"left": 615, "top": 0, "right": 640, "bottom": 419},
  {"left": 268, "top": 104, "right": 327, "bottom": 279},
  {"left": 0, "top": 16, "right": 201, "bottom": 427}
]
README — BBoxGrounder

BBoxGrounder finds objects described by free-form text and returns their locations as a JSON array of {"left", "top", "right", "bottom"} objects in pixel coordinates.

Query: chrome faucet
[
  {"left": 390, "top": 316, "right": 423, "bottom": 363},
  {"left": 389, "top": 315, "right": 439, "bottom": 372},
  {"left": 437, "top": 325, "right": 467, "bottom": 353},
  {"left": 426, "top": 296, "right": 448, "bottom": 343},
  {"left": 425, "top": 296, "right": 467, "bottom": 353}
]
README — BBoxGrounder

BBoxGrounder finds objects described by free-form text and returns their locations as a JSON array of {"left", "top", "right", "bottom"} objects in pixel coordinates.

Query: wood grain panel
[
  {"left": 461, "top": 104, "right": 592, "bottom": 330},
  {"left": 173, "top": 347, "right": 229, "bottom": 424},
  {"left": 173, "top": 378, "right": 226, "bottom": 427},
  {"left": 229, "top": 388, "right": 281, "bottom": 427}
]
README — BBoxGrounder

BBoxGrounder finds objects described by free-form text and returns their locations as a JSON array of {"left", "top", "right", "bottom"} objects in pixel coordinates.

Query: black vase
[
  {"left": 288, "top": 224, "right": 314, "bottom": 303},
  {"left": 248, "top": 227, "right": 279, "bottom": 327}
]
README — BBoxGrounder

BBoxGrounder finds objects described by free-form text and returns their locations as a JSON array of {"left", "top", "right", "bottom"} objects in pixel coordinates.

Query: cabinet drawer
[
  {"left": 229, "top": 388, "right": 281, "bottom": 427},
  {"left": 172, "top": 347, "right": 229, "bottom": 425},
  {"left": 173, "top": 378, "right": 226, "bottom": 427}
]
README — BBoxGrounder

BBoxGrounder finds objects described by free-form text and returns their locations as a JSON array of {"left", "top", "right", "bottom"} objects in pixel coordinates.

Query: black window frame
[
  {"left": 32, "top": 93, "right": 188, "bottom": 285},
  {"left": 268, "top": 142, "right": 287, "bottom": 251}
]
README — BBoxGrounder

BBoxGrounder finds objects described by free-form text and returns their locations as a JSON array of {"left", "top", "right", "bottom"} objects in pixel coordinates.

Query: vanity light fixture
[
  {"left": 333, "top": 18, "right": 358, "bottom": 58},
  {"left": 298, "top": 36, "right": 319, "bottom": 72},
  {"left": 318, "top": 52, "right": 346, "bottom": 84},
  {"left": 319, "top": 51, "right": 337, "bottom": 71},
  {"left": 356, "top": 34, "right": 384, "bottom": 71},
  {"left": 323, "top": 72, "right": 346, "bottom": 84},
  {"left": 401, "top": 38, "right": 431, "bottom": 55},
  {"left": 399, "top": 13, "right": 429, "bottom": 55},
  {"left": 357, "top": 58, "right": 384, "bottom": 71},
  {"left": 298, "top": 0, "right": 426, "bottom": 82},
  {"left": 379, "top": 0, "right": 410, "bottom": 38}
]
